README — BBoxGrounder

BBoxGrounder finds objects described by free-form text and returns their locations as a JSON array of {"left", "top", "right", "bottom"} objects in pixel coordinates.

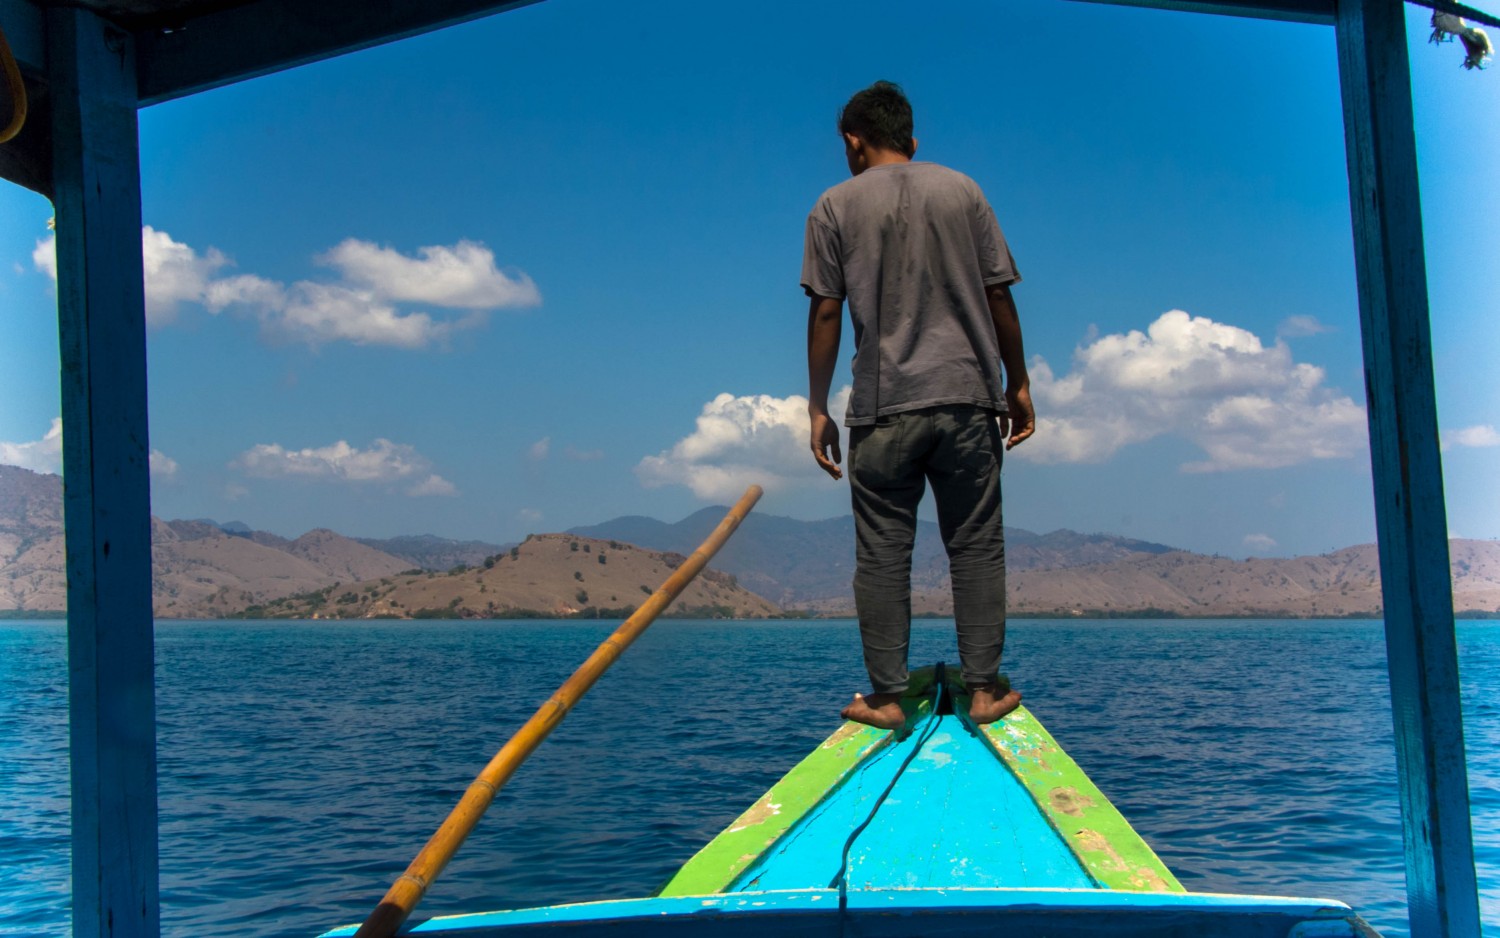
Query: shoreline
[{"left": 5, "top": 610, "right": 1499, "bottom": 622}]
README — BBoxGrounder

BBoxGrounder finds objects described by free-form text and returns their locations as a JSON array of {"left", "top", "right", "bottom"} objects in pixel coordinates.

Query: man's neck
[{"left": 863, "top": 148, "right": 912, "bottom": 170}]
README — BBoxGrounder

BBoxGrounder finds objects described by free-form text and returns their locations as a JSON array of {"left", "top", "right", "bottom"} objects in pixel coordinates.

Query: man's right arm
[
  {"left": 807, "top": 294, "right": 844, "bottom": 480},
  {"left": 987, "top": 283, "right": 1034, "bottom": 450}
]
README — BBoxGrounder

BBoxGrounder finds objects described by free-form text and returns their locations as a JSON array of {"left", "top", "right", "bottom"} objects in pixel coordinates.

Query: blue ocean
[{"left": 1, "top": 618, "right": 1497, "bottom": 937}]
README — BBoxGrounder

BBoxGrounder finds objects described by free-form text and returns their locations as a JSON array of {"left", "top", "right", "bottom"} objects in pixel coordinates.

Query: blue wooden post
[
  {"left": 1334, "top": 1, "right": 1479, "bottom": 935},
  {"left": 47, "top": 6, "right": 161, "bottom": 937}
]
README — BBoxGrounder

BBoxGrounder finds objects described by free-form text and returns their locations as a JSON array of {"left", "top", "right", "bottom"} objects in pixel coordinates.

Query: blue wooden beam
[
  {"left": 47, "top": 6, "right": 161, "bottom": 936},
  {"left": 134, "top": 0, "right": 543, "bottom": 107},
  {"left": 1062, "top": 0, "right": 1334, "bottom": 24},
  {"left": 1333, "top": 0, "right": 1479, "bottom": 935}
]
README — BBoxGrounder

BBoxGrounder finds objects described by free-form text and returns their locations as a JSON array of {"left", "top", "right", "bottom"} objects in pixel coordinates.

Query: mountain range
[
  {"left": 566, "top": 510, "right": 1177, "bottom": 606},
  {"left": 3, "top": 464, "right": 1497, "bottom": 618},
  {"left": 0, "top": 465, "right": 507, "bottom": 617}
]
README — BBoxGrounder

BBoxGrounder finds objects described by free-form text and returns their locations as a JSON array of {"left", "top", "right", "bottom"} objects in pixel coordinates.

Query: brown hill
[
  {"left": 284, "top": 528, "right": 414, "bottom": 583},
  {"left": 0, "top": 465, "right": 62, "bottom": 536},
  {"left": 351, "top": 533, "right": 511, "bottom": 572},
  {"left": 0, "top": 533, "right": 66, "bottom": 611},
  {"left": 249, "top": 533, "right": 780, "bottom": 620},
  {"left": 152, "top": 518, "right": 336, "bottom": 617},
  {"left": 0, "top": 468, "right": 419, "bottom": 616},
  {"left": 150, "top": 520, "right": 415, "bottom": 617},
  {"left": 0, "top": 466, "right": 67, "bottom": 610},
  {"left": 892, "top": 540, "right": 1500, "bottom": 618}
]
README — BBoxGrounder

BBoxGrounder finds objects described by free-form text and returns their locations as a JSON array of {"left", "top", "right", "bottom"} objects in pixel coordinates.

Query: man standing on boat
[{"left": 803, "top": 81, "right": 1034, "bottom": 730}]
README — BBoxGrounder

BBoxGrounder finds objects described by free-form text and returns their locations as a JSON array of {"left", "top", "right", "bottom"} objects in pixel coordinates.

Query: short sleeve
[
  {"left": 800, "top": 203, "right": 845, "bottom": 300},
  {"left": 973, "top": 197, "right": 1021, "bottom": 287}
]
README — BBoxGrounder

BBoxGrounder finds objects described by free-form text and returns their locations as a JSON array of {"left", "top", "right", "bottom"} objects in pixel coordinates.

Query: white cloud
[
  {"left": 0, "top": 420, "right": 183, "bottom": 481},
  {"left": 205, "top": 271, "right": 488, "bottom": 349},
  {"left": 206, "top": 238, "right": 535, "bottom": 348},
  {"left": 277, "top": 282, "right": 484, "bottom": 349},
  {"left": 36, "top": 227, "right": 537, "bottom": 349},
  {"left": 518, "top": 508, "right": 543, "bottom": 522},
  {"left": 1444, "top": 424, "right": 1500, "bottom": 450},
  {"left": 1277, "top": 314, "right": 1333, "bottom": 338},
  {"left": 1243, "top": 533, "right": 1278, "bottom": 552},
  {"left": 319, "top": 239, "right": 540, "bottom": 309},
  {"left": 0, "top": 418, "right": 62, "bottom": 474},
  {"left": 637, "top": 387, "right": 851, "bottom": 501},
  {"left": 407, "top": 474, "right": 458, "bottom": 497},
  {"left": 149, "top": 449, "right": 179, "bottom": 479},
  {"left": 527, "top": 437, "right": 551, "bottom": 462},
  {"left": 224, "top": 482, "right": 249, "bottom": 501},
  {"left": 34, "top": 227, "right": 230, "bottom": 327},
  {"left": 207, "top": 274, "right": 476, "bottom": 348},
  {"left": 141, "top": 227, "right": 229, "bottom": 325},
  {"left": 233, "top": 438, "right": 454, "bottom": 496},
  {"left": 31, "top": 237, "right": 54, "bottom": 280},
  {"left": 205, "top": 273, "right": 285, "bottom": 310},
  {"left": 1018, "top": 310, "right": 1367, "bottom": 472}
]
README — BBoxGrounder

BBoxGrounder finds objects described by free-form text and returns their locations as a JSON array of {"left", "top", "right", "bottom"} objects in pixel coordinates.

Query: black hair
[{"left": 838, "top": 81, "right": 915, "bottom": 157}]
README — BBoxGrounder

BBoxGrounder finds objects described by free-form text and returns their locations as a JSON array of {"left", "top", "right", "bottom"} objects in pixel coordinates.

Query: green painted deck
[{"left": 659, "top": 666, "right": 1180, "bottom": 897}]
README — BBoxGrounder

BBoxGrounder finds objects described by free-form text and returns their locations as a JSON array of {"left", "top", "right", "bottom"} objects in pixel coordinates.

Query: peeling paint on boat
[{"left": 979, "top": 705, "right": 1183, "bottom": 892}]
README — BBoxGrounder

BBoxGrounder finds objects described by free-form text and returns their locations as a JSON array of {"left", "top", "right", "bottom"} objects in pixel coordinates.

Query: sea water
[{"left": 1, "top": 618, "right": 1497, "bottom": 937}]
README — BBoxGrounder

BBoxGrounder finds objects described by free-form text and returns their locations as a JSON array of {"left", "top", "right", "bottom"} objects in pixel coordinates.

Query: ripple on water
[{"left": 2, "top": 618, "right": 1498, "bottom": 937}]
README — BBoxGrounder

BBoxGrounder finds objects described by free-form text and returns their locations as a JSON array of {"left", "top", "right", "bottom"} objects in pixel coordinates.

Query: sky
[{"left": 1, "top": 0, "right": 1497, "bottom": 558}]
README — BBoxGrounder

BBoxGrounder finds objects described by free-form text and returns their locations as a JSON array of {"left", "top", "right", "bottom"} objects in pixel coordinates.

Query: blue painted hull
[
  {"left": 731, "top": 713, "right": 1095, "bottom": 892},
  {"left": 321, "top": 668, "right": 1379, "bottom": 937},
  {"left": 323, "top": 888, "right": 1371, "bottom": 937}
]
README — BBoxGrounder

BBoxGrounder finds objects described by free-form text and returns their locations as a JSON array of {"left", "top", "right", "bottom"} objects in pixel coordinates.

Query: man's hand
[
  {"left": 1004, "top": 384, "right": 1035, "bottom": 450},
  {"left": 810, "top": 411, "right": 843, "bottom": 480},
  {"left": 987, "top": 283, "right": 1034, "bottom": 451}
]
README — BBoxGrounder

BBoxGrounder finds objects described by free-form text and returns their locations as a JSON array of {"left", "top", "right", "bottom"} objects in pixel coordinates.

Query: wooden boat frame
[{"left": 0, "top": 0, "right": 1479, "bottom": 933}]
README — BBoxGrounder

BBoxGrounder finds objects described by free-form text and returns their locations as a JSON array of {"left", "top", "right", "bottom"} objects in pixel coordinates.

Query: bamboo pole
[{"left": 354, "top": 485, "right": 764, "bottom": 938}]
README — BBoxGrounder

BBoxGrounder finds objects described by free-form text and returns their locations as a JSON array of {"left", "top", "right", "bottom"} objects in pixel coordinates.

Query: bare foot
[
  {"left": 840, "top": 692, "right": 906, "bottom": 730},
  {"left": 969, "top": 685, "right": 1023, "bottom": 725}
]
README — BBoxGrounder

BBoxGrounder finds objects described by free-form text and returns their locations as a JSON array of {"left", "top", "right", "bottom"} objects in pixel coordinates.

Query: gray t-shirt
[{"left": 801, "top": 161, "right": 1020, "bottom": 426}]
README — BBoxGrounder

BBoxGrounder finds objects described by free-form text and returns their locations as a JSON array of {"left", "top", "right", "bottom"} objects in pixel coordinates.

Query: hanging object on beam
[
  {"left": 0, "top": 21, "right": 27, "bottom": 144},
  {"left": 1406, "top": 0, "right": 1499, "bottom": 68},
  {"left": 1431, "top": 11, "right": 1493, "bottom": 67}
]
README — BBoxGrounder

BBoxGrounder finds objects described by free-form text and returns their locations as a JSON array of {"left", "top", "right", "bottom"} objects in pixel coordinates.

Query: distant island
[
  {"left": 227, "top": 533, "right": 780, "bottom": 621},
  {"left": 2, "top": 465, "right": 1497, "bottom": 620}
]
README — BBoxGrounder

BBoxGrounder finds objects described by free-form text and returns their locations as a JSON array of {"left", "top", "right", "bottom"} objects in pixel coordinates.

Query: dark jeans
[{"left": 848, "top": 404, "right": 1007, "bottom": 695}]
